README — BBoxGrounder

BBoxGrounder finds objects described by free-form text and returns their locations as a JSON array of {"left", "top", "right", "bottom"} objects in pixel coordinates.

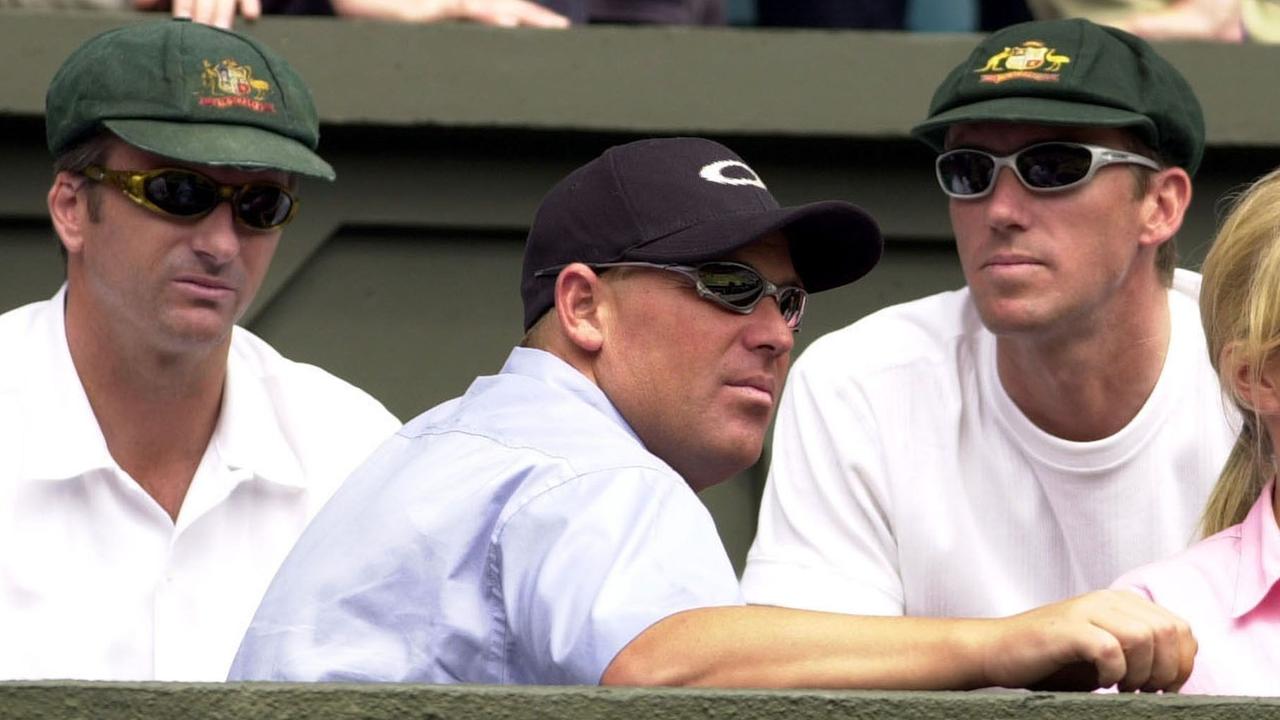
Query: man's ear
[
  {"left": 48, "top": 171, "right": 91, "bottom": 257},
  {"left": 1224, "top": 342, "right": 1280, "bottom": 415},
  {"left": 554, "top": 263, "right": 607, "bottom": 354},
  {"left": 1138, "top": 166, "right": 1192, "bottom": 251}
]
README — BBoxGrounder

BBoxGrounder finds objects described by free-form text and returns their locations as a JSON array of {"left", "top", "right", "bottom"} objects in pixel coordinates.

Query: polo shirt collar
[
  {"left": 18, "top": 286, "right": 115, "bottom": 481},
  {"left": 1231, "top": 479, "right": 1280, "bottom": 618},
  {"left": 18, "top": 287, "right": 305, "bottom": 491},
  {"left": 500, "top": 346, "right": 642, "bottom": 444},
  {"left": 210, "top": 334, "right": 306, "bottom": 490}
]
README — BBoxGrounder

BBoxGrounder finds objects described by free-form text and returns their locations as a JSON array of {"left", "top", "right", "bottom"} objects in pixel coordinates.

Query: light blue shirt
[{"left": 229, "top": 347, "right": 743, "bottom": 684}]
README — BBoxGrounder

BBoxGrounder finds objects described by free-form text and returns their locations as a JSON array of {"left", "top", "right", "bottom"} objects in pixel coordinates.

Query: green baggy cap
[
  {"left": 46, "top": 19, "right": 334, "bottom": 180},
  {"left": 911, "top": 18, "right": 1204, "bottom": 176}
]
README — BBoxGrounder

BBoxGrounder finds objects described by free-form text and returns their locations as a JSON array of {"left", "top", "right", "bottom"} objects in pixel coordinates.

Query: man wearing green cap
[
  {"left": 0, "top": 19, "right": 399, "bottom": 681},
  {"left": 744, "top": 18, "right": 1236, "bottom": 622}
]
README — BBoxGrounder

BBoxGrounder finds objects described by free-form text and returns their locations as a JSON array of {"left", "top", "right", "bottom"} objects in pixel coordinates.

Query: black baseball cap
[
  {"left": 911, "top": 18, "right": 1204, "bottom": 175},
  {"left": 521, "top": 137, "right": 883, "bottom": 331}
]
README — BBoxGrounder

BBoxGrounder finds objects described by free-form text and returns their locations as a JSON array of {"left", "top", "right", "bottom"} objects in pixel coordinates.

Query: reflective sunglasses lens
[
  {"left": 236, "top": 185, "right": 294, "bottom": 229},
  {"left": 778, "top": 288, "right": 806, "bottom": 328},
  {"left": 143, "top": 170, "right": 219, "bottom": 217},
  {"left": 938, "top": 151, "right": 995, "bottom": 197},
  {"left": 1016, "top": 143, "right": 1094, "bottom": 190},
  {"left": 697, "top": 263, "right": 765, "bottom": 309}
]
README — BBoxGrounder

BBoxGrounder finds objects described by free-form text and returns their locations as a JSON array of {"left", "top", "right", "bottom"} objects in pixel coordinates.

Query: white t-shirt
[
  {"left": 0, "top": 288, "right": 401, "bottom": 681},
  {"left": 742, "top": 270, "right": 1238, "bottom": 618}
]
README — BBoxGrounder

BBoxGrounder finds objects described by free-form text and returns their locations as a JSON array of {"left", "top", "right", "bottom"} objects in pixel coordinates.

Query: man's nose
[
  {"left": 189, "top": 201, "right": 242, "bottom": 265},
  {"left": 745, "top": 295, "right": 796, "bottom": 358},
  {"left": 982, "top": 167, "right": 1033, "bottom": 231}
]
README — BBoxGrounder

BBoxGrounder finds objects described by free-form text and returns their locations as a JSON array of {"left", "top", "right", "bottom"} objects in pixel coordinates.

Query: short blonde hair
[{"left": 1199, "top": 168, "right": 1280, "bottom": 536}]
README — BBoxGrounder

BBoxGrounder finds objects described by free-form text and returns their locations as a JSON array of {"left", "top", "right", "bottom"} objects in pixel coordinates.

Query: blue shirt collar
[{"left": 498, "top": 347, "right": 643, "bottom": 446}]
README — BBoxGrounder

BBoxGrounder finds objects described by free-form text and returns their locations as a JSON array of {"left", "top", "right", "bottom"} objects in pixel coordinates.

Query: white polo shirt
[{"left": 0, "top": 288, "right": 400, "bottom": 681}]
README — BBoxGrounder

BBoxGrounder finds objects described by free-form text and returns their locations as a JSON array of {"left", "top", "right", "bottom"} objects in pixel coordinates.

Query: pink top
[{"left": 1112, "top": 481, "right": 1280, "bottom": 696}]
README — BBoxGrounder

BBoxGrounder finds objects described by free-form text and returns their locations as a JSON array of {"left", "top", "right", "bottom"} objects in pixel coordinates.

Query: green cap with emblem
[
  {"left": 46, "top": 18, "right": 334, "bottom": 180},
  {"left": 911, "top": 18, "right": 1205, "bottom": 176}
]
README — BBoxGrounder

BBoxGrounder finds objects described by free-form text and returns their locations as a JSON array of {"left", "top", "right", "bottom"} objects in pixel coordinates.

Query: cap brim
[
  {"left": 104, "top": 118, "right": 335, "bottom": 180},
  {"left": 625, "top": 201, "right": 883, "bottom": 293},
  {"left": 910, "top": 96, "right": 1157, "bottom": 152}
]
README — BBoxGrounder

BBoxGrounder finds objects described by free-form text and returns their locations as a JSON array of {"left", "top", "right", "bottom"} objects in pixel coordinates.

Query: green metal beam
[{"left": 1, "top": 12, "right": 1278, "bottom": 145}]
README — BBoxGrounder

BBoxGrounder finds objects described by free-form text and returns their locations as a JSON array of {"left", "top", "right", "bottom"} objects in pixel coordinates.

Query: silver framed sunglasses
[
  {"left": 535, "top": 260, "right": 808, "bottom": 331},
  {"left": 935, "top": 142, "right": 1161, "bottom": 199}
]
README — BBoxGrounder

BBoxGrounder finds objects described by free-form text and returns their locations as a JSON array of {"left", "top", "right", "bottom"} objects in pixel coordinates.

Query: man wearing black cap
[
  {"left": 745, "top": 19, "right": 1236, "bottom": 623},
  {"left": 0, "top": 20, "right": 398, "bottom": 680},
  {"left": 231, "top": 137, "right": 1194, "bottom": 692}
]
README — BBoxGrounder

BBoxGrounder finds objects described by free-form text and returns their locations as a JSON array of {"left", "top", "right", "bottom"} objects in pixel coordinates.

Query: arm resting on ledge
[{"left": 601, "top": 590, "right": 1195, "bottom": 692}]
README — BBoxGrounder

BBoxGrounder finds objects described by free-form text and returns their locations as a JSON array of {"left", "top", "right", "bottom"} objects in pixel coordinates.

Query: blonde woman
[{"left": 1112, "top": 169, "right": 1280, "bottom": 695}]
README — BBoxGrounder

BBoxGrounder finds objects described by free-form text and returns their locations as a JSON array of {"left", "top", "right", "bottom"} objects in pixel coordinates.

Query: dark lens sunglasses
[
  {"left": 935, "top": 142, "right": 1160, "bottom": 199},
  {"left": 536, "top": 260, "right": 808, "bottom": 331},
  {"left": 82, "top": 165, "right": 298, "bottom": 231}
]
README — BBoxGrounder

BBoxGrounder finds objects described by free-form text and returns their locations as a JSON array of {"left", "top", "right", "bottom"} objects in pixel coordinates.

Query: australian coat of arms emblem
[
  {"left": 975, "top": 41, "right": 1071, "bottom": 84},
  {"left": 198, "top": 59, "right": 276, "bottom": 112}
]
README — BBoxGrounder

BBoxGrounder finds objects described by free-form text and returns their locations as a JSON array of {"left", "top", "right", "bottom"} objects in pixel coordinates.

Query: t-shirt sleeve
[
  {"left": 741, "top": 343, "right": 905, "bottom": 616},
  {"left": 496, "top": 466, "right": 743, "bottom": 684}
]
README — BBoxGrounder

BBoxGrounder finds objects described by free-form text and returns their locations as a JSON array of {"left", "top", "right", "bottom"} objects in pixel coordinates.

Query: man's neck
[
  {"left": 64, "top": 301, "right": 227, "bottom": 522},
  {"left": 995, "top": 283, "right": 1172, "bottom": 442}
]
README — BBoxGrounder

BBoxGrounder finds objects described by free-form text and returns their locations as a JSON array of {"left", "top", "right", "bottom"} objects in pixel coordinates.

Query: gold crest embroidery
[
  {"left": 198, "top": 59, "right": 276, "bottom": 112},
  {"left": 975, "top": 41, "right": 1071, "bottom": 84}
]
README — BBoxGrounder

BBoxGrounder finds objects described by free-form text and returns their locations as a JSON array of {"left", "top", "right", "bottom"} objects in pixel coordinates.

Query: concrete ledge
[{"left": 2, "top": 683, "right": 1280, "bottom": 720}]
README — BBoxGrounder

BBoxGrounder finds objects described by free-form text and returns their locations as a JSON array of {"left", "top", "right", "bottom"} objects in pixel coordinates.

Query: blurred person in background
[
  {"left": 1029, "top": 0, "right": 1280, "bottom": 42},
  {"left": 4, "top": 0, "right": 728, "bottom": 33}
]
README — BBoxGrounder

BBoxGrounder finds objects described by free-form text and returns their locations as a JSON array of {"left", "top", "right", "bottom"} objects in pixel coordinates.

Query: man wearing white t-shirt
[
  {"left": 743, "top": 18, "right": 1237, "bottom": 620},
  {"left": 0, "top": 20, "right": 399, "bottom": 680}
]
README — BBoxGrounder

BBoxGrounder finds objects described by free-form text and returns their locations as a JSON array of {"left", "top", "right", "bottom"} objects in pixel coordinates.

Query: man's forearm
[{"left": 600, "top": 590, "right": 1194, "bottom": 692}]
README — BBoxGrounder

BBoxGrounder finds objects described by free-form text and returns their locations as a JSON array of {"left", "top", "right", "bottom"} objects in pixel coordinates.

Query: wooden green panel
[
  {"left": 4, "top": 13, "right": 1280, "bottom": 146},
  {"left": 246, "top": 230, "right": 524, "bottom": 419},
  {"left": 0, "top": 225, "right": 64, "bottom": 312}
]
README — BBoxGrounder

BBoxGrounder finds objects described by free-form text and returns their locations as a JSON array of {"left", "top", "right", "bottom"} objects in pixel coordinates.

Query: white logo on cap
[{"left": 699, "top": 160, "right": 767, "bottom": 189}]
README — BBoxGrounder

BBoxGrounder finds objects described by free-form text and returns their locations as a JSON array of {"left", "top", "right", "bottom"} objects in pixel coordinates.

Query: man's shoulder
[
  {"left": 795, "top": 286, "right": 984, "bottom": 380},
  {"left": 405, "top": 365, "right": 675, "bottom": 482},
  {"left": 0, "top": 296, "right": 54, "bottom": 349},
  {"left": 342, "top": 370, "right": 687, "bottom": 545},
  {"left": 227, "top": 326, "right": 399, "bottom": 430},
  {"left": 0, "top": 297, "right": 61, "bottom": 386},
  {"left": 0, "top": 297, "right": 49, "bottom": 325},
  {"left": 1171, "top": 267, "right": 1203, "bottom": 297}
]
